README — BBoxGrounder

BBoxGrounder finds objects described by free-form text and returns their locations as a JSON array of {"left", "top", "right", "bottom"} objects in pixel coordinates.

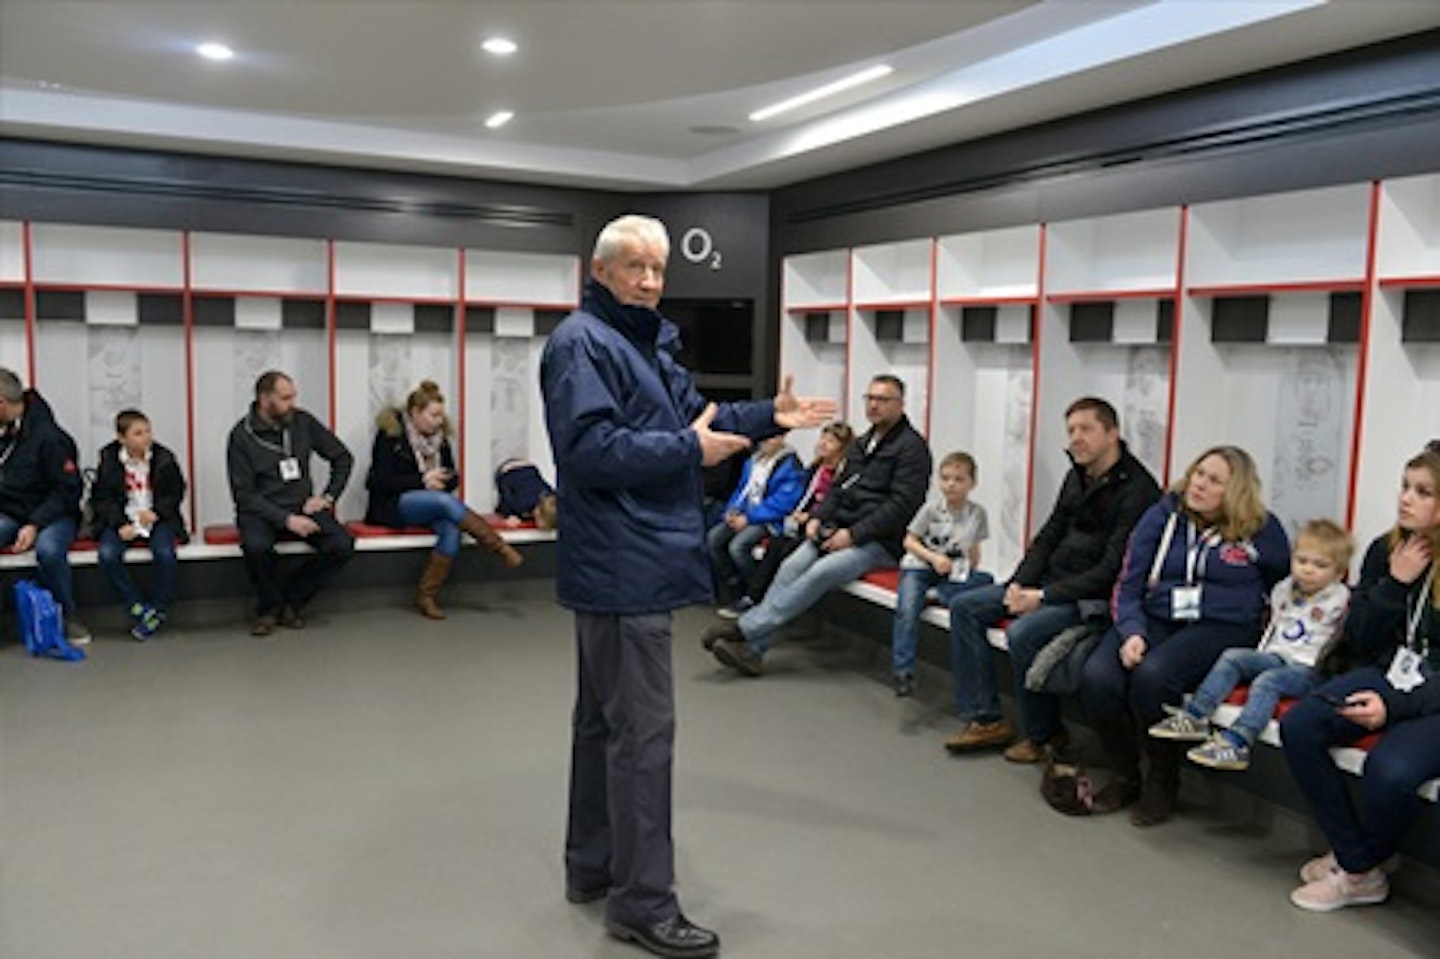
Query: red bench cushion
[{"left": 345, "top": 522, "right": 433, "bottom": 537}]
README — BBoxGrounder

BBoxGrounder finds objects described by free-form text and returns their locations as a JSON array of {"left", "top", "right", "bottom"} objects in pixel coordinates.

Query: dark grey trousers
[{"left": 565, "top": 612, "right": 679, "bottom": 925}]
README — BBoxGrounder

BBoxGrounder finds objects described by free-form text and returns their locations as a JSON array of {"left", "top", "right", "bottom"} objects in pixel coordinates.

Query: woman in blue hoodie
[{"left": 1081, "top": 445, "right": 1290, "bottom": 825}]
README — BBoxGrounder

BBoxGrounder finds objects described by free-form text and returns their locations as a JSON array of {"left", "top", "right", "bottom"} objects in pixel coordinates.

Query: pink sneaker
[
  {"left": 1290, "top": 868, "right": 1389, "bottom": 912},
  {"left": 1299, "top": 851, "right": 1338, "bottom": 884},
  {"left": 1299, "top": 851, "right": 1401, "bottom": 884}
]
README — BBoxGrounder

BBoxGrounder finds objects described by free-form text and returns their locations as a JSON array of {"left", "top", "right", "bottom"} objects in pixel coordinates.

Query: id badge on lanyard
[
  {"left": 279, "top": 457, "right": 302, "bottom": 481},
  {"left": 1388, "top": 565, "right": 1436, "bottom": 693},
  {"left": 1171, "top": 523, "right": 1212, "bottom": 621}
]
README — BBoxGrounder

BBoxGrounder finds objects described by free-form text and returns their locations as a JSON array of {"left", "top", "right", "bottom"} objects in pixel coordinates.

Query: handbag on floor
[
  {"left": 15, "top": 579, "right": 84, "bottom": 662},
  {"left": 1040, "top": 757, "right": 1095, "bottom": 816}
]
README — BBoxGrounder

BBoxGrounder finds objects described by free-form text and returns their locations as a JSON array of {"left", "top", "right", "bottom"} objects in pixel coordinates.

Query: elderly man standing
[
  {"left": 541, "top": 214, "right": 833, "bottom": 959},
  {"left": 227, "top": 370, "right": 355, "bottom": 637},
  {"left": 0, "top": 367, "right": 88, "bottom": 643}
]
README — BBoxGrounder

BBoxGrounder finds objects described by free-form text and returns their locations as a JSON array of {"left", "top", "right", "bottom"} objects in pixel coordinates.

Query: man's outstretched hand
[{"left": 774, "top": 374, "right": 837, "bottom": 430}]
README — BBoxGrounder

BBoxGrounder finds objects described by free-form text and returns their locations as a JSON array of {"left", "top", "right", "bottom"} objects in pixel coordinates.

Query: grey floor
[{"left": 2, "top": 582, "right": 1437, "bottom": 959}]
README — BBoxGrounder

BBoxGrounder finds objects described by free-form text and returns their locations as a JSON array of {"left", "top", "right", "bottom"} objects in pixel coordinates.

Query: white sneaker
[
  {"left": 63, "top": 616, "right": 92, "bottom": 646},
  {"left": 1291, "top": 868, "right": 1388, "bottom": 912}
]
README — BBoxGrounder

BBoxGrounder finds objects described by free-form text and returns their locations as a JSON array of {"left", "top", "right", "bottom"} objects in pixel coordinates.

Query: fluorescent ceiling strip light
[
  {"left": 749, "top": 64, "right": 892, "bottom": 122},
  {"left": 485, "top": 110, "right": 514, "bottom": 129}
]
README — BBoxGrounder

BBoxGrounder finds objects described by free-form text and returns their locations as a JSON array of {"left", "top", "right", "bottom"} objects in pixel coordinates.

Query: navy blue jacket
[
  {"left": 0, "top": 390, "right": 81, "bottom": 528},
  {"left": 540, "top": 279, "right": 779, "bottom": 615},
  {"left": 1112, "top": 492, "right": 1291, "bottom": 640}
]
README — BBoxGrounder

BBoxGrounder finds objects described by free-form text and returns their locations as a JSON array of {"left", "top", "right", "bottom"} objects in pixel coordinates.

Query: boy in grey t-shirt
[{"left": 891, "top": 451, "right": 993, "bottom": 696}]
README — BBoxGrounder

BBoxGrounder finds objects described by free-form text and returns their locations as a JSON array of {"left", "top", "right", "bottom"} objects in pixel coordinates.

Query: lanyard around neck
[
  {"left": 245, "top": 418, "right": 292, "bottom": 457},
  {"left": 1407, "top": 565, "right": 1436, "bottom": 657},
  {"left": 1148, "top": 512, "right": 1215, "bottom": 587}
]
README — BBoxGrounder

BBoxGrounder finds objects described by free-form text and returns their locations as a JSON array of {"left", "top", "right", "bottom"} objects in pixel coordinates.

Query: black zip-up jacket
[
  {"left": 1333, "top": 534, "right": 1439, "bottom": 722},
  {"left": 815, "top": 414, "right": 931, "bottom": 559},
  {"left": 226, "top": 404, "right": 353, "bottom": 528},
  {"left": 0, "top": 389, "right": 81, "bottom": 528},
  {"left": 91, "top": 439, "right": 189, "bottom": 539},
  {"left": 364, "top": 407, "right": 458, "bottom": 528},
  {"left": 1011, "top": 441, "right": 1161, "bottom": 603}
]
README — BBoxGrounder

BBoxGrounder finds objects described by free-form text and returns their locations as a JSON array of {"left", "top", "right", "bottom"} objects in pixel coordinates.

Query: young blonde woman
[{"left": 365, "top": 380, "right": 521, "bottom": 619}]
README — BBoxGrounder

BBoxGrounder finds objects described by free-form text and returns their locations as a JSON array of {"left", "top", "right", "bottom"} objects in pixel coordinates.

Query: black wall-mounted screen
[{"left": 662, "top": 298, "right": 754, "bottom": 375}]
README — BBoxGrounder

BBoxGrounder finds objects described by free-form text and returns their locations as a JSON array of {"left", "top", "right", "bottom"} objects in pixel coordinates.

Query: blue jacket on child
[
  {"left": 541, "top": 279, "right": 780, "bottom": 615},
  {"left": 722, "top": 451, "right": 806, "bottom": 533},
  {"left": 1112, "top": 491, "right": 1291, "bottom": 640}
]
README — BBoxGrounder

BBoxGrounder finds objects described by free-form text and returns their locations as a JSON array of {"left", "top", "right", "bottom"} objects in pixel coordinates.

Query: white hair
[{"left": 593, "top": 214, "right": 670, "bottom": 263}]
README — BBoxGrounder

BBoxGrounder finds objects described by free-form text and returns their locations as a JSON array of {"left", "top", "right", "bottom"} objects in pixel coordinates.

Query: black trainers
[
  {"left": 712, "top": 637, "right": 763, "bottom": 677},
  {"left": 894, "top": 673, "right": 916, "bottom": 697}
]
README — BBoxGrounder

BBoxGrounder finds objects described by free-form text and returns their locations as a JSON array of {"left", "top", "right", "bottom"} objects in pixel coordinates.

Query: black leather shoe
[
  {"left": 606, "top": 914, "right": 720, "bottom": 958},
  {"left": 279, "top": 604, "right": 306, "bottom": 629},
  {"left": 565, "top": 885, "right": 608, "bottom": 904}
]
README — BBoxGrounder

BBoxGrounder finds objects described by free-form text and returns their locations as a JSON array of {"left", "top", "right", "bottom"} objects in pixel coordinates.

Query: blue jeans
[
  {"left": 1282, "top": 667, "right": 1440, "bottom": 874},
  {"left": 706, "top": 521, "right": 767, "bottom": 591},
  {"left": 97, "top": 523, "right": 180, "bottom": 612},
  {"left": 891, "top": 566, "right": 993, "bottom": 677},
  {"left": 948, "top": 583, "right": 1082, "bottom": 739},
  {"left": 1187, "top": 648, "right": 1318, "bottom": 743},
  {"left": 1080, "top": 616, "right": 1259, "bottom": 725},
  {"left": 0, "top": 513, "right": 78, "bottom": 614},
  {"left": 398, "top": 489, "right": 466, "bottom": 556},
  {"left": 738, "top": 540, "right": 891, "bottom": 653}
]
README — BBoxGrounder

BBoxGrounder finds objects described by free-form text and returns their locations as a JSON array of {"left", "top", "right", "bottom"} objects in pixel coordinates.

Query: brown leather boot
[
  {"left": 415, "top": 552, "right": 453, "bottom": 619},
  {"left": 459, "top": 510, "right": 523, "bottom": 568}
]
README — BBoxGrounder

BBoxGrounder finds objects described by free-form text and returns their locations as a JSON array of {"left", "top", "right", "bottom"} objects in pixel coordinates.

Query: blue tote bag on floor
[{"left": 15, "top": 579, "right": 84, "bottom": 662}]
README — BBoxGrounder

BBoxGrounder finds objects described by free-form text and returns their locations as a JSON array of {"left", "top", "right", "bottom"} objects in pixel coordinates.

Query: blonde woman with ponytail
[{"left": 365, "top": 380, "right": 521, "bottom": 619}]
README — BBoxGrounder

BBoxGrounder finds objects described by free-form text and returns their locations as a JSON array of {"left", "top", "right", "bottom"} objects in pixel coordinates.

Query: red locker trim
[
  {"left": 1165, "top": 207, "right": 1190, "bottom": 486},
  {"left": 456, "top": 248, "right": 468, "bottom": 501},
  {"left": 182, "top": 231, "right": 199, "bottom": 533},
  {"left": 21, "top": 221, "right": 36, "bottom": 385},
  {"left": 1026, "top": 224, "right": 1047, "bottom": 545},
  {"left": 1347, "top": 182, "right": 1383, "bottom": 530}
]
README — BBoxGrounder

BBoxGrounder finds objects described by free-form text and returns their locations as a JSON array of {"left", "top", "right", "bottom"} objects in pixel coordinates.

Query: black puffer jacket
[
  {"left": 364, "top": 407, "right": 458, "bottom": 528},
  {"left": 0, "top": 389, "right": 81, "bottom": 528},
  {"left": 1011, "top": 441, "right": 1161, "bottom": 603},
  {"left": 91, "top": 439, "right": 189, "bottom": 539},
  {"left": 815, "top": 414, "right": 931, "bottom": 559}
]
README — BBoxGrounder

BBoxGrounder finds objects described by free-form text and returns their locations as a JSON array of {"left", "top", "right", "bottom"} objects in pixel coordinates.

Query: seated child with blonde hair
[{"left": 1150, "top": 518, "right": 1354, "bottom": 770}]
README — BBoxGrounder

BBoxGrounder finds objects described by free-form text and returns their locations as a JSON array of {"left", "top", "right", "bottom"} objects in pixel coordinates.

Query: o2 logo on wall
[{"left": 680, "top": 226, "right": 722, "bottom": 271}]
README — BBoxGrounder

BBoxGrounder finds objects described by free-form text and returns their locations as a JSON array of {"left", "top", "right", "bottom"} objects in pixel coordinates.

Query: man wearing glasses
[{"left": 706, "top": 374, "right": 931, "bottom": 676}]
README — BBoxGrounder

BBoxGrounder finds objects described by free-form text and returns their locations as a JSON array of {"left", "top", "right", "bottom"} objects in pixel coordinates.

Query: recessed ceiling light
[
  {"left": 482, "top": 37, "right": 518, "bottom": 56},
  {"left": 196, "top": 42, "right": 235, "bottom": 62},
  {"left": 485, "top": 111, "right": 515, "bottom": 129},
  {"left": 749, "top": 64, "right": 893, "bottom": 122}
]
